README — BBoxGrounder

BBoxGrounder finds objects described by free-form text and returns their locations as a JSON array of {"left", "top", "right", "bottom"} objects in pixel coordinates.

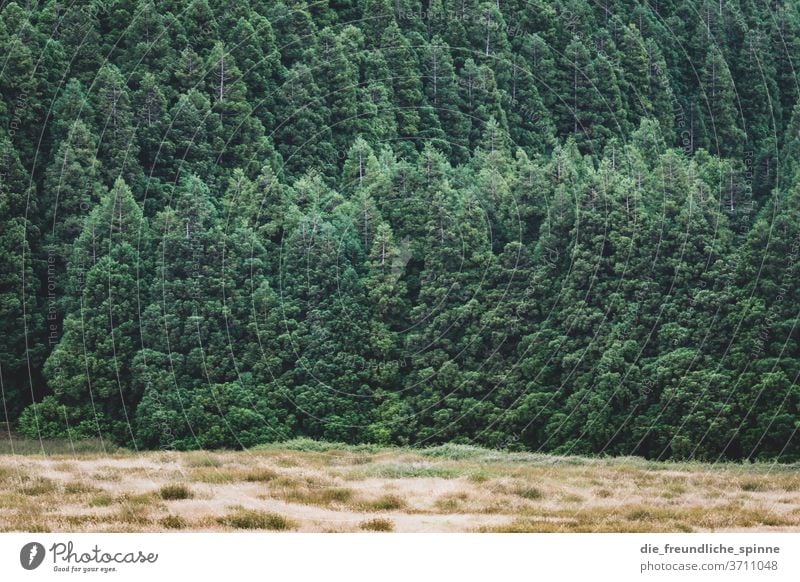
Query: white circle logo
[{"left": 20, "top": 542, "right": 46, "bottom": 570}]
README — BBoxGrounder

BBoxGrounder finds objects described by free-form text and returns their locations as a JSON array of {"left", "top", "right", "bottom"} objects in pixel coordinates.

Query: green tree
[
  {"left": 274, "top": 64, "right": 336, "bottom": 178},
  {"left": 35, "top": 179, "right": 145, "bottom": 443}
]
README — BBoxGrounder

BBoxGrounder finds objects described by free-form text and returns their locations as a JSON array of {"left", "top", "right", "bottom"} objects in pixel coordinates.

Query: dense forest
[{"left": 0, "top": 0, "right": 798, "bottom": 460}]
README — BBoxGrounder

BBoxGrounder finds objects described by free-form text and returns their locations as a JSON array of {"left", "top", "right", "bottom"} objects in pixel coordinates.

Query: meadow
[{"left": 1, "top": 438, "right": 799, "bottom": 533}]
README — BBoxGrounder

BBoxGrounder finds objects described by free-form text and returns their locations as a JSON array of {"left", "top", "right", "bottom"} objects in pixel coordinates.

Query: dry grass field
[{"left": 1, "top": 439, "right": 799, "bottom": 533}]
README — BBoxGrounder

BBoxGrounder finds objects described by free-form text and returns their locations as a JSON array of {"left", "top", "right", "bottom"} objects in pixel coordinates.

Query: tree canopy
[{"left": 1, "top": 0, "right": 798, "bottom": 461}]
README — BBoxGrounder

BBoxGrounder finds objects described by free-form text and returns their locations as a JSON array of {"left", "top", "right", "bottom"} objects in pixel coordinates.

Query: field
[{"left": 1, "top": 438, "right": 799, "bottom": 533}]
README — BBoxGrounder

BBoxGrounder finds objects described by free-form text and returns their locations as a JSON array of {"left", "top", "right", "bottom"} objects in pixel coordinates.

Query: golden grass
[
  {"left": 190, "top": 465, "right": 280, "bottom": 484},
  {"left": 243, "top": 468, "right": 279, "bottom": 482},
  {"left": 0, "top": 443, "right": 798, "bottom": 533},
  {"left": 434, "top": 492, "right": 470, "bottom": 512},
  {"left": 359, "top": 518, "right": 394, "bottom": 532},
  {"left": 64, "top": 481, "right": 100, "bottom": 495},
  {"left": 357, "top": 494, "right": 407, "bottom": 512},
  {"left": 19, "top": 477, "right": 58, "bottom": 496},
  {"left": 482, "top": 502, "right": 796, "bottom": 533},
  {"left": 218, "top": 508, "right": 294, "bottom": 530},
  {"left": 183, "top": 452, "right": 223, "bottom": 468},
  {"left": 189, "top": 467, "right": 236, "bottom": 483},
  {"left": 115, "top": 505, "right": 152, "bottom": 526},
  {"left": 159, "top": 515, "right": 188, "bottom": 529},
  {"left": 119, "top": 492, "right": 159, "bottom": 506},
  {"left": 159, "top": 484, "right": 193, "bottom": 500},
  {"left": 88, "top": 493, "right": 114, "bottom": 507},
  {"left": 278, "top": 485, "right": 354, "bottom": 507},
  {"left": 512, "top": 484, "right": 545, "bottom": 500}
]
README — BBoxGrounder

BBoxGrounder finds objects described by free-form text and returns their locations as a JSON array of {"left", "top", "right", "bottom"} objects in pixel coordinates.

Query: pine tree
[
  {"left": 268, "top": 1, "right": 317, "bottom": 67},
  {"left": 172, "top": 46, "right": 206, "bottom": 94},
  {"left": 90, "top": 65, "right": 143, "bottom": 191},
  {"left": 133, "top": 73, "right": 168, "bottom": 181},
  {"left": 228, "top": 15, "right": 285, "bottom": 129},
  {"left": 317, "top": 28, "right": 361, "bottom": 158},
  {"left": 504, "top": 50, "right": 554, "bottom": 154},
  {"left": 162, "top": 89, "right": 219, "bottom": 180},
  {"left": 700, "top": 47, "right": 745, "bottom": 158},
  {"left": 43, "top": 121, "right": 105, "bottom": 269},
  {"left": 423, "top": 37, "right": 471, "bottom": 163},
  {"left": 181, "top": 0, "right": 218, "bottom": 55},
  {"left": 274, "top": 64, "right": 336, "bottom": 178},
  {"left": 31, "top": 179, "right": 145, "bottom": 443},
  {"left": 117, "top": 0, "right": 172, "bottom": 82},
  {"left": 458, "top": 58, "right": 506, "bottom": 150},
  {"left": 53, "top": 1, "right": 105, "bottom": 81},
  {"left": 0, "top": 134, "right": 42, "bottom": 420},
  {"left": 381, "top": 21, "right": 425, "bottom": 158}
]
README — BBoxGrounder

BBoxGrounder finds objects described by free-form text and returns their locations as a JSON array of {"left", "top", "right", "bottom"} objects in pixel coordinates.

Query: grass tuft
[
  {"left": 88, "top": 493, "right": 114, "bottom": 507},
  {"left": 184, "top": 453, "right": 223, "bottom": 468},
  {"left": 218, "top": 509, "right": 294, "bottom": 530},
  {"left": 159, "top": 484, "right": 193, "bottom": 500},
  {"left": 346, "top": 463, "right": 461, "bottom": 480},
  {"left": 513, "top": 485, "right": 545, "bottom": 500},
  {"left": 360, "top": 494, "right": 407, "bottom": 511},
  {"left": 64, "top": 481, "right": 100, "bottom": 495},
  {"left": 255, "top": 438, "right": 388, "bottom": 454},
  {"left": 359, "top": 518, "right": 394, "bottom": 532},
  {"left": 116, "top": 505, "right": 151, "bottom": 525},
  {"left": 243, "top": 468, "right": 279, "bottom": 482},
  {"left": 281, "top": 486, "right": 354, "bottom": 507},
  {"left": 159, "top": 515, "right": 187, "bottom": 529},
  {"left": 20, "top": 477, "right": 58, "bottom": 496}
]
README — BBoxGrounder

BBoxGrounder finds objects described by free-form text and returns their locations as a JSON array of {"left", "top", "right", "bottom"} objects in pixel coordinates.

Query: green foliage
[{"left": 0, "top": 0, "right": 798, "bottom": 462}]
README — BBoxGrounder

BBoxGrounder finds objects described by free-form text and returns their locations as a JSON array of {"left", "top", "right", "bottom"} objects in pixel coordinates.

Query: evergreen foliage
[{"left": 1, "top": 0, "right": 798, "bottom": 460}]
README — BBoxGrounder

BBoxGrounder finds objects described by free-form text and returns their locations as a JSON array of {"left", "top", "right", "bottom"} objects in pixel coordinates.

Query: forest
[{"left": 0, "top": 0, "right": 798, "bottom": 461}]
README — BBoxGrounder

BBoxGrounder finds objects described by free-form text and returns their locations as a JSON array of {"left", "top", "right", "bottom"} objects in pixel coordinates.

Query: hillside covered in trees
[{"left": 1, "top": 0, "right": 799, "bottom": 460}]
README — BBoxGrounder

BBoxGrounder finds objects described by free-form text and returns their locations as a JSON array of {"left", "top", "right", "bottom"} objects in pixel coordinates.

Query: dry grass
[
  {"left": 189, "top": 467, "right": 237, "bottom": 483},
  {"left": 19, "top": 477, "right": 59, "bottom": 496},
  {"left": 88, "top": 493, "right": 114, "bottom": 507},
  {"left": 64, "top": 481, "right": 100, "bottom": 495},
  {"left": 0, "top": 438, "right": 115, "bottom": 456},
  {"left": 218, "top": 508, "right": 294, "bottom": 530},
  {"left": 358, "top": 494, "right": 407, "bottom": 512},
  {"left": 243, "top": 468, "right": 279, "bottom": 482},
  {"left": 512, "top": 484, "right": 545, "bottom": 500},
  {"left": 183, "top": 452, "right": 223, "bottom": 468},
  {"left": 281, "top": 486, "right": 354, "bottom": 507},
  {"left": 115, "top": 504, "right": 152, "bottom": 526},
  {"left": 360, "top": 518, "right": 394, "bottom": 532},
  {"left": 190, "top": 465, "right": 278, "bottom": 484},
  {"left": 159, "top": 515, "right": 188, "bottom": 529},
  {"left": 159, "top": 484, "right": 193, "bottom": 500},
  {"left": 0, "top": 441, "right": 798, "bottom": 532}
]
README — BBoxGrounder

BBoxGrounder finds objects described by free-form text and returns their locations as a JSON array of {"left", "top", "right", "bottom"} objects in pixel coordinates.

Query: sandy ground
[{"left": 1, "top": 445, "right": 799, "bottom": 532}]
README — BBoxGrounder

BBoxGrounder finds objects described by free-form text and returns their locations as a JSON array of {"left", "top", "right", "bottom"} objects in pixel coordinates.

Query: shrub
[{"left": 16, "top": 397, "right": 107, "bottom": 440}]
